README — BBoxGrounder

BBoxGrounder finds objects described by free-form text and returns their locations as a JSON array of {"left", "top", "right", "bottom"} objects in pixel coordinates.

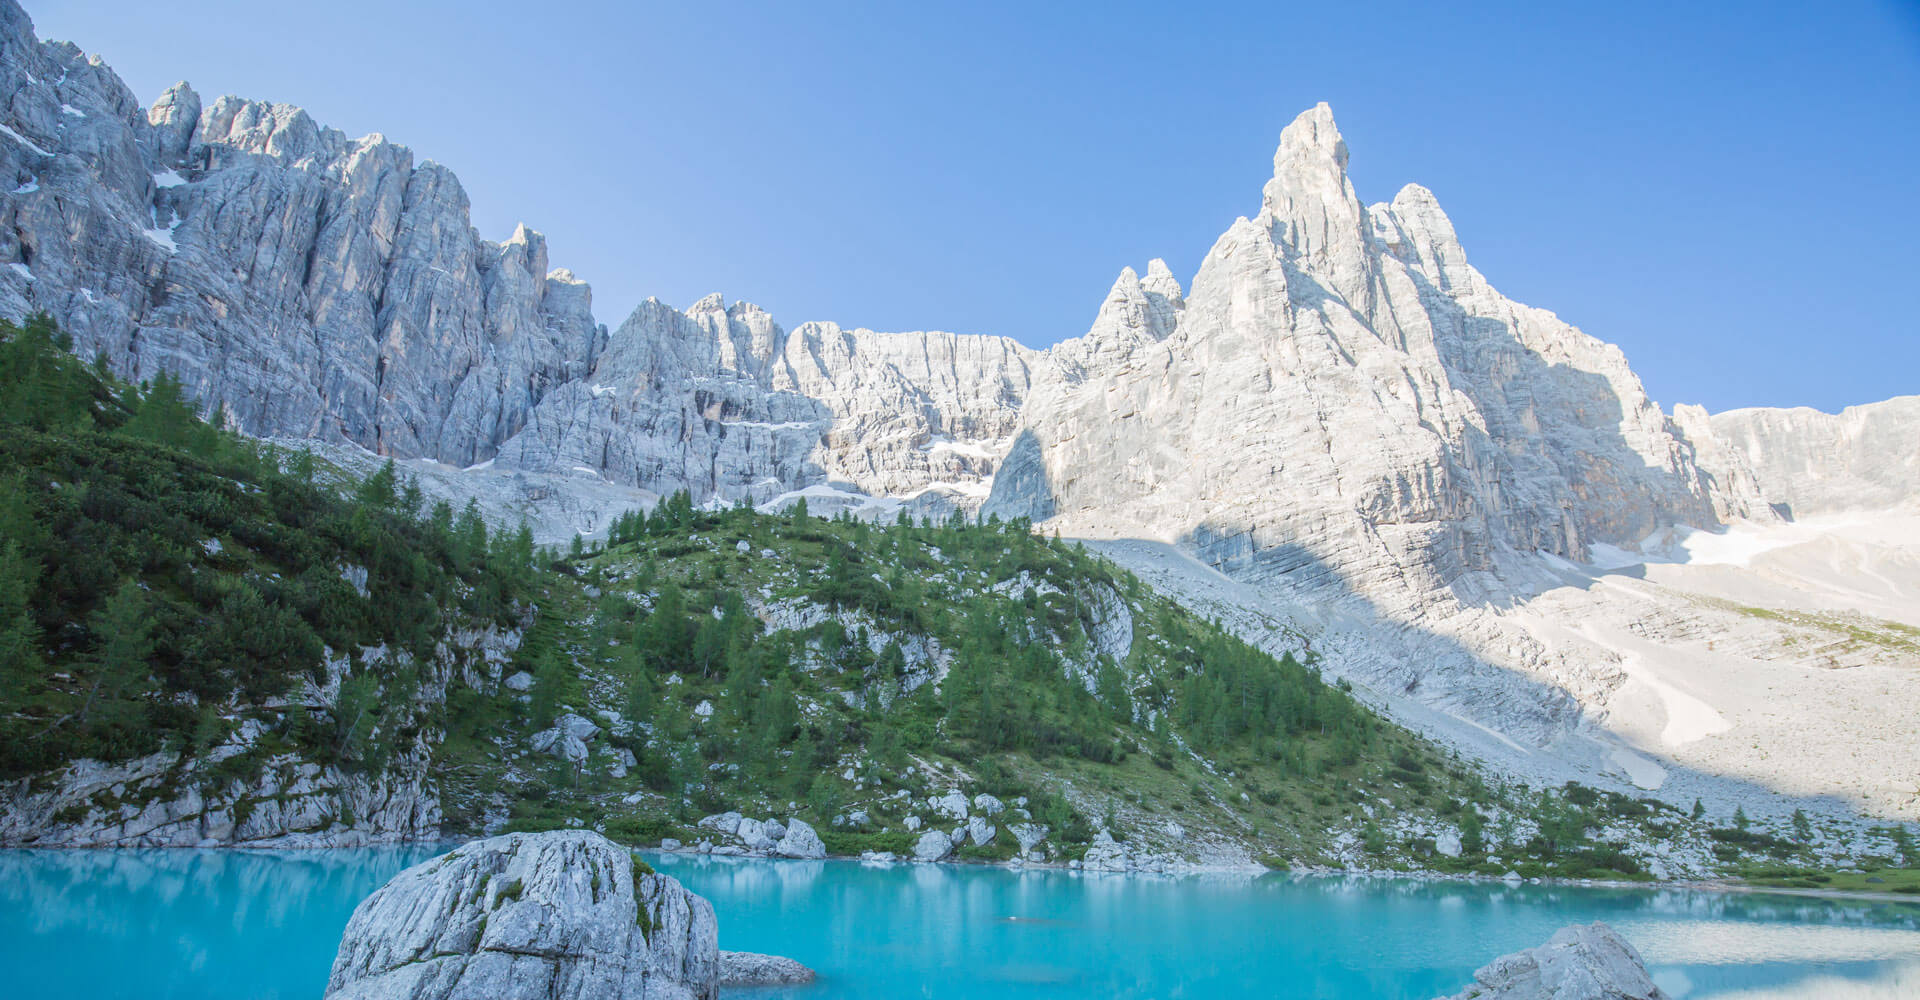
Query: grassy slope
[{"left": 437, "top": 505, "right": 1729, "bottom": 876}]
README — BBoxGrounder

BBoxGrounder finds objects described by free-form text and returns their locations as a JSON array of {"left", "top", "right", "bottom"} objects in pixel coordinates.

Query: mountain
[
  {"left": 4, "top": 323, "right": 1847, "bottom": 882},
  {"left": 1, "top": 0, "right": 1914, "bottom": 824}
]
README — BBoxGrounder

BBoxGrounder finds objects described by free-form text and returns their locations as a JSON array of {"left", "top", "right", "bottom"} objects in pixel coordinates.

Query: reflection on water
[
  {"left": 656, "top": 855, "right": 1920, "bottom": 1000},
  {"left": 2, "top": 847, "right": 1917, "bottom": 1000},
  {"left": 0, "top": 847, "right": 441, "bottom": 1000}
]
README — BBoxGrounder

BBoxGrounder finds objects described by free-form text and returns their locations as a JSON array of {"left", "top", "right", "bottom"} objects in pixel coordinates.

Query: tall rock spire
[{"left": 1260, "top": 104, "right": 1367, "bottom": 263}]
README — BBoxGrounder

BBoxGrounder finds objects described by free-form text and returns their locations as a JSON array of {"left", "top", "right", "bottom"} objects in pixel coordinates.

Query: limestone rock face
[
  {"left": 1675, "top": 395, "right": 1920, "bottom": 519},
  {"left": 0, "top": 623, "right": 525, "bottom": 847},
  {"left": 1433, "top": 922, "right": 1669, "bottom": 1000},
  {"left": 0, "top": 0, "right": 1033, "bottom": 509},
  {"left": 0, "top": 2, "right": 603, "bottom": 469},
  {"left": 493, "top": 302, "right": 1037, "bottom": 508},
  {"left": 325, "top": 831, "right": 718, "bottom": 1000},
  {"left": 979, "top": 103, "right": 1912, "bottom": 802}
]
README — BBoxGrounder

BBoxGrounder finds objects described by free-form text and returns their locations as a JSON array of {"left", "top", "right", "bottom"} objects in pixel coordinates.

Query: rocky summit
[{"left": 1, "top": 0, "right": 1915, "bottom": 819}]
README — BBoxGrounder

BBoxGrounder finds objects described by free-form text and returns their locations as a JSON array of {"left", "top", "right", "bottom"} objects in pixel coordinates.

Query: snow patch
[
  {"left": 7, "top": 262, "right": 33, "bottom": 282},
  {"left": 1608, "top": 746, "right": 1667, "bottom": 790},
  {"left": 152, "top": 169, "right": 186, "bottom": 188},
  {"left": 0, "top": 122, "right": 52, "bottom": 157},
  {"left": 721, "top": 419, "right": 826, "bottom": 432},
  {"left": 920, "top": 435, "right": 1001, "bottom": 461},
  {"left": 59, "top": 104, "right": 86, "bottom": 118},
  {"left": 11, "top": 178, "right": 37, "bottom": 194}
]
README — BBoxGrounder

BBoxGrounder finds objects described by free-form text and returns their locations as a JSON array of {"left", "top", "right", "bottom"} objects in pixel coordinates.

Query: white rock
[
  {"left": 971, "top": 793, "right": 1003, "bottom": 816},
  {"left": 966, "top": 815, "right": 996, "bottom": 847},
  {"left": 696, "top": 812, "right": 743, "bottom": 837},
  {"left": 1010, "top": 823, "right": 1049, "bottom": 855},
  {"left": 931, "top": 790, "right": 970, "bottom": 820},
  {"left": 718, "top": 951, "right": 815, "bottom": 986},
  {"left": 1434, "top": 922, "right": 1669, "bottom": 1000},
  {"left": 323, "top": 831, "right": 717, "bottom": 1000},
  {"left": 736, "top": 818, "right": 775, "bottom": 852},
  {"left": 774, "top": 818, "right": 825, "bottom": 859},
  {"left": 912, "top": 830, "right": 953, "bottom": 862}
]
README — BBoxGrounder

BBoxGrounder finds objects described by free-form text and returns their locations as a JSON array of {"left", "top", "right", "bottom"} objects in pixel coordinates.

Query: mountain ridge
[{"left": 2, "top": 0, "right": 1914, "bottom": 821}]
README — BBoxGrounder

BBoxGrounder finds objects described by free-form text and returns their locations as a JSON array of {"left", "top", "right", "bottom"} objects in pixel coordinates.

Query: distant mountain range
[{"left": 2, "top": 0, "right": 1913, "bottom": 821}]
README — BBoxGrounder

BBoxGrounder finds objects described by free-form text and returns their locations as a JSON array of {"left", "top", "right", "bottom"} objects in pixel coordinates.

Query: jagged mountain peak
[
  {"left": 1140, "top": 257, "right": 1184, "bottom": 306},
  {"left": 1257, "top": 104, "right": 1375, "bottom": 307}
]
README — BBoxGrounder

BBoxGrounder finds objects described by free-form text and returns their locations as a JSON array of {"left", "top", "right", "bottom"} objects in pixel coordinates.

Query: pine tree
[
  {"left": 79, "top": 580, "right": 152, "bottom": 741},
  {"left": 0, "top": 542, "right": 44, "bottom": 713},
  {"left": 356, "top": 459, "right": 399, "bottom": 510},
  {"left": 529, "top": 649, "right": 567, "bottom": 730}
]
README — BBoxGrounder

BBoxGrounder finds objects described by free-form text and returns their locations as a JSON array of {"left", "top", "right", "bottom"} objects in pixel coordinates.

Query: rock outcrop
[
  {"left": 325, "top": 831, "right": 719, "bottom": 1000},
  {"left": 718, "top": 951, "right": 816, "bottom": 986},
  {"left": 1433, "top": 922, "right": 1668, "bottom": 1000},
  {"left": 0, "top": 624, "right": 524, "bottom": 847}
]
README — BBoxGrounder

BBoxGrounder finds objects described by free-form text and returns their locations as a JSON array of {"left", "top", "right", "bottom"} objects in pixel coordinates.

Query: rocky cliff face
[
  {"left": 0, "top": 2, "right": 604, "bottom": 467},
  {"left": 491, "top": 296, "right": 1037, "bottom": 507},
  {"left": 0, "top": 0, "right": 1034, "bottom": 509},
  {"left": 1675, "top": 394, "right": 1920, "bottom": 519},
  {"left": 988, "top": 104, "right": 1737, "bottom": 598}
]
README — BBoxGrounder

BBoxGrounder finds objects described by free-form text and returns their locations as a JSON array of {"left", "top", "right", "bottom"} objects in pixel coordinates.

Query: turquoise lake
[{"left": 3, "top": 849, "right": 1918, "bottom": 999}]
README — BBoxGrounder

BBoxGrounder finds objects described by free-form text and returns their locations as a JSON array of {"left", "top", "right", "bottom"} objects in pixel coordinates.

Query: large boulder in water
[
  {"left": 324, "top": 830, "right": 719, "bottom": 1000},
  {"left": 1434, "top": 922, "right": 1669, "bottom": 1000}
]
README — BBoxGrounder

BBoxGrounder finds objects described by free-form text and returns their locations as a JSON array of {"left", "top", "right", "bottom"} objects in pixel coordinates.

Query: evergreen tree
[
  {"left": 529, "top": 649, "right": 567, "bottom": 730},
  {"left": 0, "top": 542, "right": 44, "bottom": 713},
  {"left": 79, "top": 580, "right": 152, "bottom": 741},
  {"left": 356, "top": 459, "right": 399, "bottom": 510}
]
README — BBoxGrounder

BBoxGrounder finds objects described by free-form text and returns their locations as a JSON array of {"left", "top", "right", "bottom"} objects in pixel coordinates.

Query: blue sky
[{"left": 31, "top": 0, "right": 1920, "bottom": 413}]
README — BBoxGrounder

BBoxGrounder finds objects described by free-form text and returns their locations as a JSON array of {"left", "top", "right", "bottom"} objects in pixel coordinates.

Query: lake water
[{"left": 3, "top": 849, "right": 1918, "bottom": 999}]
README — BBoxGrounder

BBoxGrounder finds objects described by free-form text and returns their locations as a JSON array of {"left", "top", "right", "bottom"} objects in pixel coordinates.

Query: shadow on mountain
[{"left": 1143, "top": 521, "right": 1886, "bottom": 822}]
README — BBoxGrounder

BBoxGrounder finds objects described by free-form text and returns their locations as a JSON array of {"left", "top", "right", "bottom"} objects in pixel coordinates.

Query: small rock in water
[
  {"left": 718, "top": 951, "right": 816, "bottom": 986},
  {"left": 1433, "top": 922, "right": 1669, "bottom": 1000}
]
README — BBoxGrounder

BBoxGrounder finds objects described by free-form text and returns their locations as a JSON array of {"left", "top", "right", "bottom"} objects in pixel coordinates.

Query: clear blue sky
[{"left": 30, "top": 0, "right": 1920, "bottom": 413}]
